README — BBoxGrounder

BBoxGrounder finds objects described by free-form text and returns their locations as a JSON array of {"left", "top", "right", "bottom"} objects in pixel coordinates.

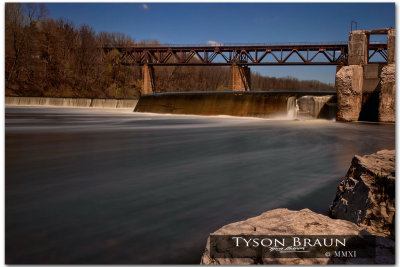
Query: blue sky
[{"left": 44, "top": 3, "right": 395, "bottom": 85}]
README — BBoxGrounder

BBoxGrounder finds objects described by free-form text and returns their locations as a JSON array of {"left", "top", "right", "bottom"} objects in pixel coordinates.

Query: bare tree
[{"left": 5, "top": 3, "right": 333, "bottom": 98}]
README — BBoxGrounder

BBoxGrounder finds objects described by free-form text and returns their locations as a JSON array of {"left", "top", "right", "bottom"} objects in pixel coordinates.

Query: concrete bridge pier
[
  {"left": 142, "top": 64, "right": 155, "bottom": 95},
  {"left": 230, "top": 65, "right": 251, "bottom": 91},
  {"left": 335, "top": 30, "right": 367, "bottom": 121},
  {"left": 387, "top": 28, "right": 396, "bottom": 63},
  {"left": 347, "top": 30, "right": 369, "bottom": 65}
]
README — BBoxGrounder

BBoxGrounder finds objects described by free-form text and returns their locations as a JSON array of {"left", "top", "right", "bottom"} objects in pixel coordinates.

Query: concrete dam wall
[
  {"left": 134, "top": 92, "right": 337, "bottom": 119},
  {"left": 5, "top": 97, "right": 138, "bottom": 109}
]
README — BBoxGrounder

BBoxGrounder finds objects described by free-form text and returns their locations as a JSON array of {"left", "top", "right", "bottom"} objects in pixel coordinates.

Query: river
[{"left": 5, "top": 106, "right": 395, "bottom": 264}]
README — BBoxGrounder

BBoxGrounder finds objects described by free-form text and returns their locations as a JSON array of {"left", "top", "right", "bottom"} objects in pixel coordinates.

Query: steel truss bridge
[{"left": 104, "top": 42, "right": 388, "bottom": 66}]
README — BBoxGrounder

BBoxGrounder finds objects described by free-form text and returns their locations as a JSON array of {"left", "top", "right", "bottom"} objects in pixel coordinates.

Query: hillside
[{"left": 5, "top": 3, "right": 334, "bottom": 99}]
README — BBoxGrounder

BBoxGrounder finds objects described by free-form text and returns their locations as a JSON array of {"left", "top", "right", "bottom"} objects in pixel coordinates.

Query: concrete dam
[
  {"left": 5, "top": 97, "right": 138, "bottom": 109},
  {"left": 6, "top": 93, "right": 337, "bottom": 120},
  {"left": 134, "top": 91, "right": 337, "bottom": 119}
]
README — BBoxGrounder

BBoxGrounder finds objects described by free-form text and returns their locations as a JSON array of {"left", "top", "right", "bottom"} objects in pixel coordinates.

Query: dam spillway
[
  {"left": 5, "top": 97, "right": 138, "bottom": 109},
  {"left": 134, "top": 91, "right": 337, "bottom": 119}
]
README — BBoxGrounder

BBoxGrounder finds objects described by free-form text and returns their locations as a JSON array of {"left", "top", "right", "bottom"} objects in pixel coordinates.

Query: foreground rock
[
  {"left": 330, "top": 150, "right": 395, "bottom": 239},
  {"left": 201, "top": 150, "right": 395, "bottom": 264},
  {"left": 201, "top": 208, "right": 394, "bottom": 264}
]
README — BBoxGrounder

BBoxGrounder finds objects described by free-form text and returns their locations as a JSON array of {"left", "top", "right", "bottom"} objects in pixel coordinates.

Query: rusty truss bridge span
[
  {"left": 102, "top": 27, "right": 394, "bottom": 94},
  {"left": 104, "top": 42, "right": 388, "bottom": 66}
]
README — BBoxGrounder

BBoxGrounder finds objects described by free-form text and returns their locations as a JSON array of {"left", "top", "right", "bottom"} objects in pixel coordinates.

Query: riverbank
[
  {"left": 5, "top": 96, "right": 138, "bottom": 109},
  {"left": 201, "top": 150, "right": 395, "bottom": 264}
]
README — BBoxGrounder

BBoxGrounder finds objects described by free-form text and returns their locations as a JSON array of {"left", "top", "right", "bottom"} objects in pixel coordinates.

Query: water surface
[{"left": 5, "top": 107, "right": 395, "bottom": 264}]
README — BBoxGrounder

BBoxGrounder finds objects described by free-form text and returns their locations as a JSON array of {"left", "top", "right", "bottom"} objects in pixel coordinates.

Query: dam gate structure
[
  {"left": 104, "top": 27, "right": 395, "bottom": 122},
  {"left": 335, "top": 28, "right": 395, "bottom": 122}
]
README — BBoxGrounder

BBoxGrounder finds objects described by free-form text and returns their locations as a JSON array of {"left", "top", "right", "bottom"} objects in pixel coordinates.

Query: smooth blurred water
[{"left": 5, "top": 107, "right": 395, "bottom": 264}]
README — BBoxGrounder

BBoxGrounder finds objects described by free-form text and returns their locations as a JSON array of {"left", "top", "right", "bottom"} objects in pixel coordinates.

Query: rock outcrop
[
  {"left": 330, "top": 150, "right": 395, "bottom": 239},
  {"left": 201, "top": 150, "right": 395, "bottom": 264},
  {"left": 200, "top": 208, "right": 394, "bottom": 264},
  {"left": 378, "top": 64, "right": 395, "bottom": 122},
  {"left": 335, "top": 65, "right": 364, "bottom": 121}
]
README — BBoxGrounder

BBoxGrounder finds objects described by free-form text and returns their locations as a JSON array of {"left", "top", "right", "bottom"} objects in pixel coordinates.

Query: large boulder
[
  {"left": 330, "top": 150, "right": 395, "bottom": 238},
  {"left": 201, "top": 208, "right": 394, "bottom": 264},
  {"left": 335, "top": 65, "right": 364, "bottom": 121}
]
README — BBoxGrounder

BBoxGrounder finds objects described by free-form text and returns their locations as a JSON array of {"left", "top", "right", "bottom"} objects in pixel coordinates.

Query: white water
[
  {"left": 5, "top": 97, "right": 138, "bottom": 109},
  {"left": 7, "top": 96, "right": 336, "bottom": 120},
  {"left": 286, "top": 96, "right": 299, "bottom": 119},
  {"left": 287, "top": 95, "right": 336, "bottom": 120}
]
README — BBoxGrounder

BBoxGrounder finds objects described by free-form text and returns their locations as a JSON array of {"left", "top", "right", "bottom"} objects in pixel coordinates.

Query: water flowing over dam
[
  {"left": 6, "top": 93, "right": 337, "bottom": 120},
  {"left": 134, "top": 92, "right": 337, "bottom": 119},
  {"left": 287, "top": 95, "right": 337, "bottom": 119},
  {"left": 5, "top": 97, "right": 138, "bottom": 109}
]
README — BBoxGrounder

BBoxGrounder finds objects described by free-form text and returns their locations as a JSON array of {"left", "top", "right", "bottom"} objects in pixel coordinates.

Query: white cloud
[
  {"left": 142, "top": 4, "right": 149, "bottom": 10},
  {"left": 207, "top": 40, "right": 222, "bottom": 46}
]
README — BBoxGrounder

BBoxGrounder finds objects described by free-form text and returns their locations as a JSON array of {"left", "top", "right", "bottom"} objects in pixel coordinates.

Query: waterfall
[
  {"left": 287, "top": 95, "right": 336, "bottom": 120},
  {"left": 90, "top": 99, "right": 119, "bottom": 108},
  {"left": 5, "top": 97, "right": 138, "bottom": 109},
  {"left": 312, "top": 96, "right": 335, "bottom": 118},
  {"left": 287, "top": 96, "right": 299, "bottom": 119},
  {"left": 297, "top": 95, "right": 336, "bottom": 119}
]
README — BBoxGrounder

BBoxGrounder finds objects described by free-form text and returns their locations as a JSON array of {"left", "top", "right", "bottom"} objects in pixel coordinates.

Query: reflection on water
[{"left": 5, "top": 107, "right": 395, "bottom": 264}]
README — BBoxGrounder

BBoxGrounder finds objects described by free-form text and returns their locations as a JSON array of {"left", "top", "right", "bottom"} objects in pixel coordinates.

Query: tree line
[{"left": 5, "top": 3, "right": 333, "bottom": 99}]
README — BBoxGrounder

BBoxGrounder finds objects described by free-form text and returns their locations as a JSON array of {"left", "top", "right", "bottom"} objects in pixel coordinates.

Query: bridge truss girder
[
  {"left": 103, "top": 42, "right": 387, "bottom": 66},
  {"left": 105, "top": 44, "right": 353, "bottom": 66}
]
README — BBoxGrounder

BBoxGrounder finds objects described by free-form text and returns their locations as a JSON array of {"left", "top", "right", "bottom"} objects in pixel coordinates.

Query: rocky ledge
[
  {"left": 330, "top": 149, "right": 395, "bottom": 238},
  {"left": 201, "top": 150, "right": 395, "bottom": 264}
]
